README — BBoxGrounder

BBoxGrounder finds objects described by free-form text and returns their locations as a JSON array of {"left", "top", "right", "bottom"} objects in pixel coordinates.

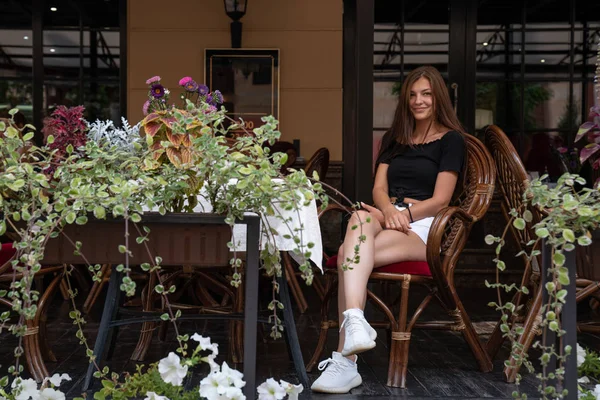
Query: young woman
[{"left": 311, "top": 66, "right": 467, "bottom": 394}]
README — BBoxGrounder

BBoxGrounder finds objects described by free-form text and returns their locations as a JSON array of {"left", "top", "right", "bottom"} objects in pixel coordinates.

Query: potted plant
[{"left": 0, "top": 73, "right": 355, "bottom": 399}]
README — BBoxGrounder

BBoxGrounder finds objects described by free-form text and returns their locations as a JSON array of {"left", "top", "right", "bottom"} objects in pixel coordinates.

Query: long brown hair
[{"left": 376, "top": 66, "right": 465, "bottom": 165}]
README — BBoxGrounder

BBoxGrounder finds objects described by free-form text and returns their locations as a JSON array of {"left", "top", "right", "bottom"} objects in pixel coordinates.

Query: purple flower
[
  {"left": 212, "top": 90, "right": 224, "bottom": 104},
  {"left": 204, "top": 105, "right": 217, "bottom": 114},
  {"left": 179, "top": 76, "right": 193, "bottom": 86},
  {"left": 206, "top": 94, "right": 213, "bottom": 105},
  {"left": 151, "top": 84, "right": 165, "bottom": 99},
  {"left": 198, "top": 84, "right": 209, "bottom": 96},
  {"left": 146, "top": 76, "right": 161, "bottom": 85},
  {"left": 184, "top": 80, "right": 199, "bottom": 93},
  {"left": 142, "top": 100, "right": 150, "bottom": 115}
]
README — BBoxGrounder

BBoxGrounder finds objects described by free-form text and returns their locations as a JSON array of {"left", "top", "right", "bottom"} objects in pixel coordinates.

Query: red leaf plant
[{"left": 41, "top": 105, "right": 88, "bottom": 175}]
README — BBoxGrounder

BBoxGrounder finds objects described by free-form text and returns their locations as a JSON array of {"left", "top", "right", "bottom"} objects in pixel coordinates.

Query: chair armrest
[
  {"left": 426, "top": 206, "right": 475, "bottom": 252},
  {"left": 425, "top": 206, "right": 476, "bottom": 308}
]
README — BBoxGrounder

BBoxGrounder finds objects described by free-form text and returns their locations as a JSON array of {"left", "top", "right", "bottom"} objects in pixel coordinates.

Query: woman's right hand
[{"left": 381, "top": 205, "right": 411, "bottom": 234}]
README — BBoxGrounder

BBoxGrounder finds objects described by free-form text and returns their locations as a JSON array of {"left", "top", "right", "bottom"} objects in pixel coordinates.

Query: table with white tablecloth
[{"left": 191, "top": 180, "right": 324, "bottom": 271}]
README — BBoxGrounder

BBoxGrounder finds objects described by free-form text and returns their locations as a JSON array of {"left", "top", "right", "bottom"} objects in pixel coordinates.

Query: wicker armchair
[
  {"left": 484, "top": 124, "right": 600, "bottom": 382},
  {"left": 307, "top": 134, "right": 496, "bottom": 387}
]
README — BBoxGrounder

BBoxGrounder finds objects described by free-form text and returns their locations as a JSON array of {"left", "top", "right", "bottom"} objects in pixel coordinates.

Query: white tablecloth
[{"left": 193, "top": 189, "right": 323, "bottom": 272}]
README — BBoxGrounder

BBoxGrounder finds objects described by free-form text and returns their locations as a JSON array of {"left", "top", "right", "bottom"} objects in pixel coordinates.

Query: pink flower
[
  {"left": 142, "top": 100, "right": 150, "bottom": 116},
  {"left": 179, "top": 76, "right": 193, "bottom": 86},
  {"left": 145, "top": 76, "right": 161, "bottom": 85},
  {"left": 557, "top": 147, "right": 568, "bottom": 154}
]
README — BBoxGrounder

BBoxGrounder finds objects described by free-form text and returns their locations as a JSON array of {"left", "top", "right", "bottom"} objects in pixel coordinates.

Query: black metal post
[
  {"left": 563, "top": 250, "right": 577, "bottom": 399},
  {"left": 448, "top": 0, "right": 477, "bottom": 135},
  {"left": 242, "top": 215, "right": 260, "bottom": 399},
  {"left": 119, "top": 0, "right": 127, "bottom": 119},
  {"left": 541, "top": 240, "right": 556, "bottom": 387},
  {"left": 342, "top": 0, "right": 374, "bottom": 203},
  {"left": 90, "top": 29, "right": 98, "bottom": 117},
  {"left": 32, "top": 0, "right": 44, "bottom": 145}
]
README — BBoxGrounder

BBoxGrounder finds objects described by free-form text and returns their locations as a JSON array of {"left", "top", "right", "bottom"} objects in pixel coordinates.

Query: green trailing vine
[{"left": 486, "top": 173, "right": 600, "bottom": 399}]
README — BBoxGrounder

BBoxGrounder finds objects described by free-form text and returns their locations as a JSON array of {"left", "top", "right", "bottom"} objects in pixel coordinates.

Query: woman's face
[{"left": 409, "top": 77, "right": 434, "bottom": 121}]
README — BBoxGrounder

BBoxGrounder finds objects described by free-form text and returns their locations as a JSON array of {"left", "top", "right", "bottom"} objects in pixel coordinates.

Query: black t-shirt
[{"left": 379, "top": 130, "right": 466, "bottom": 201}]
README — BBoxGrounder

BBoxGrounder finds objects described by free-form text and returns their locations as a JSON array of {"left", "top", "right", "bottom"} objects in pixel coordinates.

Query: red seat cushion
[
  {"left": 325, "top": 255, "right": 431, "bottom": 276},
  {"left": 0, "top": 243, "right": 16, "bottom": 267}
]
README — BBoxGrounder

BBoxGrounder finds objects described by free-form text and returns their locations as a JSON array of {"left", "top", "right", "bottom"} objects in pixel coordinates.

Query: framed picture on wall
[{"left": 204, "top": 49, "right": 280, "bottom": 133}]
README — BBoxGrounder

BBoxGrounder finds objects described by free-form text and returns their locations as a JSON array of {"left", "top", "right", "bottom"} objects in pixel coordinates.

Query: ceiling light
[
  {"left": 482, "top": 42, "right": 488, "bottom": 46},
  {"left": 50, "top": 6, "right": 57, "bottom": 11},
  {"left": 23, "top": 35, "right": 29, "bottom": 40},
  {"left": 50, "top": 48, "right": 56, "bottom": 53},
  {"left": 540, "top": 59, "right": 545, "bottom": 63}
]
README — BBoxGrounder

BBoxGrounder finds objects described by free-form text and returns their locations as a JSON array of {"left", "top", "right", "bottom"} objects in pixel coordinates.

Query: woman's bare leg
[
  {"left": 335, "top": 211, "right": 427, "bottom": 357},
  {"left": 340, "top": 211, "right": 383, "bottom": 311}
]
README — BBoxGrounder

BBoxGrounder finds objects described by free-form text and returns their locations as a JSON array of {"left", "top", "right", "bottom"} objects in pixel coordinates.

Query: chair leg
[
  {"left": 24, "top": 273, "right": 63, "bottom": 382},
  {"left": 131, "top": 272, "right": 158, "bottom": 361},
  {"left": 306, "top": 275, "right": 336, "bottom": 372},
  {"left": 83, "top": 264, "right": 110, "bottom": 314},
  {"left": 387, "top": 276, "right": 411, "bottom": 388},
  {"left": 311, "top": 273, "right": 326, "bottom": 301},
  {"left": 503, "top": 283, "right": 543, "bottom": 382},
  {"left": 59, "top": 279, "right": 70, "bottom": 301},
  {"left": 455, "top": 303, "right": 493, "bottom": 373},
  {"left": 282, "top": 252, "right": 308, "bottom": 314}
]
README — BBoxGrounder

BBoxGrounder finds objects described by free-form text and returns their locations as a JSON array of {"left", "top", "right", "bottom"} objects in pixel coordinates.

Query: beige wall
[{"left": 128, "top": 0, "right": 343, "bottom": 160}]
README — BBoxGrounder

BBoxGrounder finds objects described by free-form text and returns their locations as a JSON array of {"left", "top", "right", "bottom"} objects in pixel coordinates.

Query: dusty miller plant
[
  {"left": 87, "top": 117, "right": 142, "bottom": 153},
  {"left": 485, "top": 173, "right": 600, "bottom": 399}
]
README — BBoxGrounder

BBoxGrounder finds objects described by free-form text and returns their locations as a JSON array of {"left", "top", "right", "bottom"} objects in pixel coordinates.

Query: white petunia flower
[
  {"left": 593, "top": 384, "right": 600, "bottom": 399},
  {"left": 577, "top": 344, "right": 587, "bottom": 367},
  {"left": 158, "top": 352, "right": 188, "bottom": 386},
  {"left": 221, "top": 362, "right": 245, "bottom": 389},
  {"left": 256, "top": 378, "right": 286, "bottom": 400},
  {"left": 218, "top": 386, "right": 245, "bottom": 400},
  {"left": 199, "top": 372, "right": 229, "bottom": 399},
  {"left": 579, "top": 376, "right": 590, "bottom": 384},
  {"left": 279, "top": 380, "right": 303, "bottom": 400},
  {"left": 46, "top": 373, "right": 71, "bottom": 388},
  {"left": 191, "top": 333, "right": 213, "bottom": 351},
  {"left": 206, "top": 352, "right": 220, "bottom": 374},
  {"left": 12, "top": 378, "right": 40, "bottom": 400},
  {"left": 38, "top": 388, "right": 65, "bottom": 400},
  {"left": 144, "top": 391, "right": 169, "bottom": 400}
]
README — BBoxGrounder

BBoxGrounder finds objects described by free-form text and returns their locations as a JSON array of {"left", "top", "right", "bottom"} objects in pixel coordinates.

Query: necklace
[{"left": 414, "top": 125, "right": 440, "bottom": 144}]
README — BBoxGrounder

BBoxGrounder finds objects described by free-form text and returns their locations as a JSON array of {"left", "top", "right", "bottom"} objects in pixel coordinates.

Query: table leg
[
  {"left": 243, "top": 218, "right": 260, "bottom": 399},
  {"left": 278, "top": 257, "right": 310, "bottom": 388},
  {"left": 83, "top": 267, "right": 121, "bottom": 391}
]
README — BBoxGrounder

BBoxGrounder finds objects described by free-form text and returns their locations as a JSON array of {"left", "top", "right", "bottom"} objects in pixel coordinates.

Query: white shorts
[{"left": 394, "top": 205, "right": 434, "bottom": 245}]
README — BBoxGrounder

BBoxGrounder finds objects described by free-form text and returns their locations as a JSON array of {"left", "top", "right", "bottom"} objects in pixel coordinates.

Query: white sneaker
[
  {"left": 340, "top": 308, "right": 377, "bottom": 356},
  {"left": 310, "top": 351, "right": 362, "bottom": 393}
]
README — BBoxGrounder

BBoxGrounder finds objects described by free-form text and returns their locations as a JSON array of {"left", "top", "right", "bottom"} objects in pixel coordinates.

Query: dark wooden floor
[{"left": 1, "top": 278, "right": 599, "bottom": 400}]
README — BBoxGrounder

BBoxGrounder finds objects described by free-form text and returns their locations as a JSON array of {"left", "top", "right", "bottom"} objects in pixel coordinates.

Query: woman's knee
[{"left": 347, "top": 210, "right": 372, "bottom": 230}]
